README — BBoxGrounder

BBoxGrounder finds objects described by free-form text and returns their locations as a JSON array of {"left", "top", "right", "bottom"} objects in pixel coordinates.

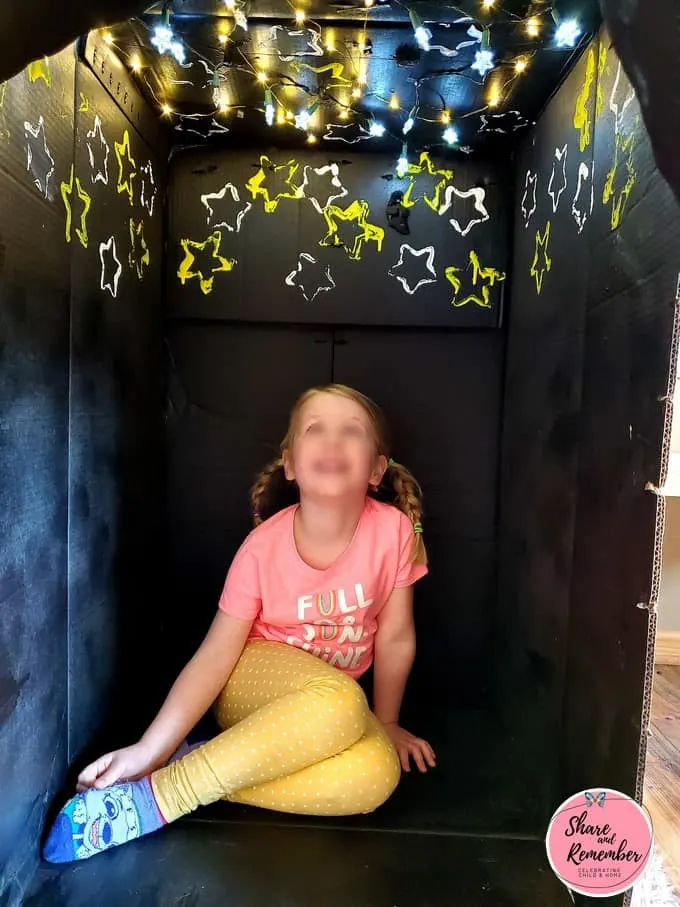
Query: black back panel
[
  {"left": 163, "top": 323, "right": 334, "bottom": 670},
  {"left": 333, "top": 329, "right": 503, "bottom": 709}
]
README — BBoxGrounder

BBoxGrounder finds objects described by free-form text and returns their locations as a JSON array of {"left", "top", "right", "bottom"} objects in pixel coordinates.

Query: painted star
[
  {"left": 571, "top": 161, "right": 594, "bottom": 234},
  {"left": 61, "top": 164, "right": 92, "bottom": 249},
  {"left": 319, "top": 199, "right": 384, "bottom": 261},
  {"left": 294, "top": 164, "right": 348, "bottom": 215},
  {"left": 128, "top": 219, "right": 150, "bottom": 280},
  {"left": 529, "top": 222, "right": 552, "bottom": 294},
  {"left": 115, "top": 129, "right": 136, "bottom": 206},
  {"left": 389, "top": 245, "right": 437, "bottom": 295},
  {"left": 479, "top": 111, "right": 531, "bottom": 134},
  {"left": 246, "top": 155, "right": 304, "bottom": 214},
  {"left": 86, "top": 115, "right": 110, "bottom": 186},
  {"left": 323, "top": 123, "right": 371, "bottom": 144},
  {"left": 438, "top": 185, "right": 489, "bottom": 236},
  {"left": 26, "top": 57, "right": 51, "bottom": 86},
  {"left": 573, "top": 47, "right": 595, "bottom": 152},
  {"left": 200, "top": 182, "right": 251, "bottom": 232},
  {"left": 24, "top": 115, "right": 55, "bottom": 199},
  {"left": 521, "top": 170, "right": 537, "bottom": 228},
  {"left": 140, "top": 161, "right": 158, "bottom": 217},
  {"left": 265, "top": 25, "right": 324, "bottom": 60},
  {"left": 602, "top": 126, "right": 637, "bottom": 231},
  {"left": 293, "top": 61, "right": 353, "bottom": 90},
  {"left": 401, "top": 152, "right": 454, "bottom": 213},
  {"left": 445, "top": 250, "right": 506, "bottom": 309},
  {"left": 285, "top": 253, "right": 335, "bottom": 302},
  {"left": 430, "top": 22, "right": 481, "bottom": 57},
  {"left": 548, "top": 145, "right": 568, "bottom": 213},
  {"left": 99, "top": 236, "right": 122, "bottom": 298},
  {"left": 177, "top": 230, "right": 236, "bottom": 295}
]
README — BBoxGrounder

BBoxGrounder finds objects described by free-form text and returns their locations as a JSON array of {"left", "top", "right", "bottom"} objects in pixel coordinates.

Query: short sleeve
[
  {"left": 394, "top": 510, "right": 429, "bottom": 588},
  {"left": 218, "top": 541, "right": 262, "bottom": 621}
]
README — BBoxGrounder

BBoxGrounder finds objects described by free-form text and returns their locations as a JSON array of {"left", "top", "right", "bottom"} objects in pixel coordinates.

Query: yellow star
[
  {"left": 319, "top": 199, "right": 384, "bottom": 261},
  {"left": 293, "top": 61, "right": 352, "bottom": 88},
  {"left": 60, "top": 164, "right": 92, "bottom": 249},
  {"left": 596, "top": 44, "right": 607, "bottom": 118},
  {"left": 246, "top": 155, "right": 304, "bottom": 213},
  {"left": 529, "top": 221, "right": 552, "bottom": 294},
  {"left": 401, "top": 152, "right": 454, "bottom": 212},
  {"left": 178, "top": 230, "right": 236, "bottom": 295},
  {"left": 27, "top": 57, "right": 51, "bottom": 86},
  {"left": 445, "top": 250, "right": 506, "bottom": 309},
  {"left": 115, "top": 129, "right": 136, "bottom": 205},
  {"left": 602, "top": 125, "right": 637, "bottom": 231},
  {"left": 573, "top": 47, "right": 595, "bottom": 152},
  {"left": 129, "top": 219, "right": 150, "bottom": 280}
]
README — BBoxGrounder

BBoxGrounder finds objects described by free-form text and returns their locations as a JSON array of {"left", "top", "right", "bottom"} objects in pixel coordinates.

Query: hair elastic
[
  {"left": 388, "top": 458, "right": 396, "bottom": 468},
  {"left": 413, "top": 521, "right": 423, "bottom": 534}
]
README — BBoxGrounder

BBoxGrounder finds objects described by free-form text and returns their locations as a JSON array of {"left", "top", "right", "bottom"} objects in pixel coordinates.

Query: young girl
[{"left": 44, "top": 383, "right": 435, "bottom": 863}]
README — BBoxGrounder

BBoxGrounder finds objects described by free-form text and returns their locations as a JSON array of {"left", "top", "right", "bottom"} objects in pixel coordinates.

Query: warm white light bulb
[
  {"left": 295, "top": 9, "right": 305, "bottom": 24},
  {"left": 526, "top": 16, "right": 540, "bottom": 37},
  {"left": 514, "top": 57, "right": 527, "bottom": 73}
]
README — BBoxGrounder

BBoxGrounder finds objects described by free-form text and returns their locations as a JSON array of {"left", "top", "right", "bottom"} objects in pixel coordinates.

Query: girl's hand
[
  {"left": 382, "top": 722, "right": 436, "bottom": 773},
  {"left": 76, "top": 743, "right": 159, "bottom": 792}
]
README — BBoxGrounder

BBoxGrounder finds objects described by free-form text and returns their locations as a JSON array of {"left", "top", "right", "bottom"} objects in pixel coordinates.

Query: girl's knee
[
  {"left": 306, "top": 671, "right": 369, "bottom": 735},
  {"left": 357, "top": 745, "right": 402, "bottom": 813}
]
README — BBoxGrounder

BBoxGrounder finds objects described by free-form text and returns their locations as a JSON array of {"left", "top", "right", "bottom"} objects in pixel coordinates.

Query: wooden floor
[{"left": 643, "top": 663, "right": 680, "bottom": 893}]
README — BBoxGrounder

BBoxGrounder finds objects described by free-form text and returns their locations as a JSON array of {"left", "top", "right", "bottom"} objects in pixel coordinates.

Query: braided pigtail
[
  {"left": 387, "top": 459, "right": 427, "bottom": 565},
  {"left": 250, "top": 457, "right": 284, "bottom": 527}
]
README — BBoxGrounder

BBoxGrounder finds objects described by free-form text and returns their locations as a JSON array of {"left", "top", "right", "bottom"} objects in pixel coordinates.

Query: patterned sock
[{"left": 43, "top": 776, "right": 167, "bottom": 863}]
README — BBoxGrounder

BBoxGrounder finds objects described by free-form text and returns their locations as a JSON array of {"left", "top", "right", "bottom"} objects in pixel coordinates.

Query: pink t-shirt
[{"left": 218, "top": 496, "right": 428, "bottom": 678}]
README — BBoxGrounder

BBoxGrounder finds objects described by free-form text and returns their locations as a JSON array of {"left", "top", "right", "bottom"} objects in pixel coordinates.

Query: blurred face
[{"left": 283, "top": 392, "right": 385, "bottom": 500}]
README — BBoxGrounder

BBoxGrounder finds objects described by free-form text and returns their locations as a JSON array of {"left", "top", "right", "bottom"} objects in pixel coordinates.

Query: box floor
[{"left": 25, "top": 711, "right": 575, "bottom": 906}]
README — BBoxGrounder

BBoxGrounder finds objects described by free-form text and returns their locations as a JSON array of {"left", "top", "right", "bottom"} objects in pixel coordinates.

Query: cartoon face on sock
[
  {"left": 67, "top": 784, "right": 141, "bottom": 859},
  {"left": 284, "top": 392, "right": 385, "bottom": 500}
]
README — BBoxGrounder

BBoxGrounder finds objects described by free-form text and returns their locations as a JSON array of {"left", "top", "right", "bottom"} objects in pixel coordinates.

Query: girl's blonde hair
[{"left": 250, "top": 383, "right": 427, "bottom": 565}]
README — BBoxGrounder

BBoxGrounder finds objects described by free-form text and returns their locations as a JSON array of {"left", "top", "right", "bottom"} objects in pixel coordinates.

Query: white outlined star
[
  {"left": 571, "top": 161, "right": 594, "bottom": 234},
  {"left": 100, "top": 236, "right": 122, "bottom": 298},
  {"left": 548, "top": 145, "right": 568, "bottom": 213},
  {"left": 266, "top": 25, "right": 324, "bottom": 60},
  {"left": 438, "top": 185, "right": 489, "bottom": 236},
  {"left": 24, "top": 115, "right": 55, "bottom": 199},
  {"left": 140, "top": 161, "right": 158, "bottom": 217},
  {"left": 86, "top": 115, "right": 110, "bottom": 186},
  {"left": 388, "top": 245, "right": 437, "bottom": 295},
  {"left": 200, "top": 182, "right": 252, "bottom": 232},
  {"left": 323, "top": 123, "right": 371, "bottom": 144},
  {"left": 296, "top": 163, "right": 348, "bottom": 214},
  {"left": 521, "top": 170, "right": 537, "bottom": 228},
  {"left": 285, "top": 253, "right": 335, "bottom": 302}
]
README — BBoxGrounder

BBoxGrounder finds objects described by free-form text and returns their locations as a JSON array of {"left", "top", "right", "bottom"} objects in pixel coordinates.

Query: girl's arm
[
  {"left": 77, "top": 610, "right": 253, "bottom": 790},
  {"left": 373, "top": 585, "right": 436, "bottom": 772},
  {"left": 372, "top": 585, "right": 417, "bottom": 725},
  {"left": 138, "top": 610, "right": 253, "bottom": 765}
]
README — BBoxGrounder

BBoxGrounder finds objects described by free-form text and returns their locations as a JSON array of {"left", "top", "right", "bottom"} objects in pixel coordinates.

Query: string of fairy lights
[{"left": 100, "top": 0, "right": 585, "bottom": 165}]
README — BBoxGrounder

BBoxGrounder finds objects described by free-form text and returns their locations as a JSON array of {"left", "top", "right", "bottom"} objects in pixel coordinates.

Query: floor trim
[{"left": 655, "top": 630, "right": 680, "bottom": 665}]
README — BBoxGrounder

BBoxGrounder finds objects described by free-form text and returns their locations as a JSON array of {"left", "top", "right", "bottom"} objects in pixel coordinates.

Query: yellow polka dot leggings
[{"left": 150, "top": 640, "right": 402, "bottom": 821}]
